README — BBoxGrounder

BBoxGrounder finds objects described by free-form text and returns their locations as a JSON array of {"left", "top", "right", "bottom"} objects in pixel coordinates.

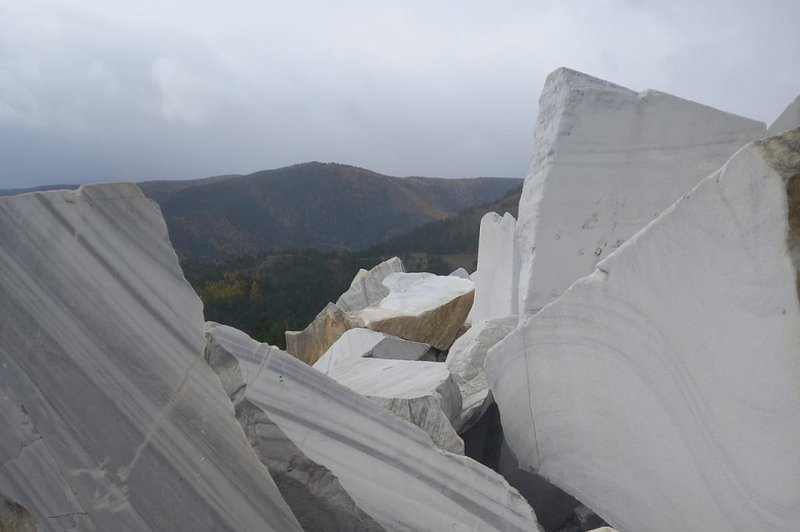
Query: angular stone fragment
[
  {"left": 446, "top": 316, "right": 517, "bottom": 431},
  {"left": 336, "top": 256, "right": 404, "bottom": 313},
  {"left": 0, "top": 184, "right": 301, "bottom": 531},
  {"left": 243, "top": 349, "right": 541, "bottom": 531},
  {"left": 205, "top": 322, "right": 384, "bottom": 532},
  {"left": 313, "top": 328, "right": 431, "bottom": 374},
  {"left": 767, "top": 95, "right": 800, "bottom": 136},
  {"left": 327, "top": 358, "right": 464, "bottom": 453},
  {"left": 472, "top": 212, "right": 519, "bottom": 324},
  {"left": 516, "top": 67, "right": 765, "bottom": 316},
  {"left": 487, "top": 130, "right": 800, "bottom": 532},
  {"left": 360, "top": 272, "right": 474, "bottom": 350},
  {"left": 285, "top": 302, "right": 358, "bottom": 365}
]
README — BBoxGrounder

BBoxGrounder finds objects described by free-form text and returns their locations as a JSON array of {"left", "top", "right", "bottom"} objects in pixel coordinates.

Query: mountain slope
[{"left": 138, "top": 162, "right": 520, "bottom": 259}]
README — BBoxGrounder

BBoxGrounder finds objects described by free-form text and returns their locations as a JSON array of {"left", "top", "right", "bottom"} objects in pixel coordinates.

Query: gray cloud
[{"left": 1, "top": 0, "right": 798, "bottom": 188}]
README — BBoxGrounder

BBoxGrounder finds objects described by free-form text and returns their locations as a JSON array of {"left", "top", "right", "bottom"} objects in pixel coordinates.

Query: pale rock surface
[
  {"left": 472, "top": 212, "right": 519, "bottom": 323},
  {"left": 360, "top": 272, "right": 474, "bottom": 350},
  {"left": 487, "top": 129, "right": 800, "bottom": 531},
  {"left": 516, "top": 67, "right": 765, "bottom": 316},
  {"left": 327, "top": 358, "right": 464, "bottom": 453},
  {"left": 336, "top": 257, "right": 404, "bottom": 313},
  {"left": 313, "top": 328, "right": 431, "bottom": 374},
  {"left": 767, "top": 95, "right": 800, "bottom": 136},
  {"left": 204, "top": 322, "right": 385, "bottom": 532},
  {"left": 0, "top": 184, "right": 301, "bottom": 531},
  {"left": 448, "top": 267, "right": 471, "bottom": 279},
  {"left": 446, "top": 316, "right": 517, "bottom": 431},
  {"left": 245, "top": 349, "right": 542, "bottom": 532},
  {"left": 285, "top": 302, "right": 358, "bottom": 365}
]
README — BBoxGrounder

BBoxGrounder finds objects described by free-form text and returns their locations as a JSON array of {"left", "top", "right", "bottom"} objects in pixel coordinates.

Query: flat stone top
[
  {"left": 361, "top": 272, "right": 473, "bottom": 322},
  {"left": 328, "top": 358, "right": 452, "bottom": 399}
]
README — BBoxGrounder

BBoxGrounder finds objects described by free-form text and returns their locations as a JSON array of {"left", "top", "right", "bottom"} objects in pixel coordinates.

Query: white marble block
[
  {"left": 471, "top": 212, "right": 519, "bottom": 324},
  {"left": 0, "top": 184, "right": 301, "bottom": 531},
  {"left": 336, "top": 257, "right": 404, "bottom": 313},
  {"left": 516, "top": 67, "right": 765, "bottom": 316},
  {"left": 487, "top": 129, "right": 800, "bottom": 532},
  {"left": 313, "top": 328, "right": 431, "bottom": 374}
]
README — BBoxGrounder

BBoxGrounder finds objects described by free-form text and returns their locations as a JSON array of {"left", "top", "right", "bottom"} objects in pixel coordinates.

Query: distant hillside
[{"left": 139, "top": 162, "right": 520, "bottom": 260}]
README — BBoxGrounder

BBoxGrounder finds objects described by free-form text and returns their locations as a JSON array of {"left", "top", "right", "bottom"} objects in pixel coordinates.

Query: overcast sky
[{"left": 1, "top": 0, "right": 798, "bottom": 188}]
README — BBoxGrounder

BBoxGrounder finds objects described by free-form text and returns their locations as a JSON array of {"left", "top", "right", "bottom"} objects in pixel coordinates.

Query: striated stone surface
[
  {"left": 327, "top": 358, "right": 463, "bottom": 453},
  {"left": 336, "top": 257, "right": 404, "bottom": 313},
  {"left": 767, "top": 95, "right": 800, "bottom": 136},
  {"left": 446, "top": 316, "right": 517, "bottom": 431},
  {"left": 516, "top": 67, "right": 765, "bottom": 316},
  {"left": 360, "top": 272, "right": 474, "bottom": 350},
  {"left": 246, "top": 349, "right": 541, "bottom": 531},
  {"left": 204, "top": 322, "right": 384, "bottom": 532},
  {"left": 285, "top": 302, "right": 358, "bottom": 365},
  {"left": 472, "top": 212, "right": 519, "bottom": 323},
  {"left": 0, "top": 184, "right": 301, "bottom": 531},
  {"left": 313, "top": 328, "right": 431, "bottom": 374},
  {"left": 487, "top": 130, "right": 800, "bottom": 531}
]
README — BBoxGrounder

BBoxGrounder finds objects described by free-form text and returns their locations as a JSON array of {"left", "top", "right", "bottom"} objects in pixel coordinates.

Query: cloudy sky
[{"left": 1, "top": 0, "right": 798, "bottom": 188}]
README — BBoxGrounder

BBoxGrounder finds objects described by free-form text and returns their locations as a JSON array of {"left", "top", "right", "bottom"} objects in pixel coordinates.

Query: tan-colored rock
[
  {"left": 360, "top": 273, "right": 474, "bottom": 350},
  {"left": 285, "top": 303, "right": 359, "bottom": 364}
]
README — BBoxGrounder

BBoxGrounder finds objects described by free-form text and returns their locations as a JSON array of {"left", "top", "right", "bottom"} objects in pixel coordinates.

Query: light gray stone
[
  {"left": 767, "top": 95, "right": 800, "bottom": 136},
  {"left": 487, "top": 129, "right": 800, "bottom": 531},
  {"left": 472, "top": 212, "right": 519, "bottom": 324},
  {"left": 204, "top": 322, "right": 384, "bottom": 532},
  {"left": 313, "top": 328, "right": 431, "bottom": 375},
  {"left": 285, "top": 302, "right": 359, "bottom": 365},
  {"left": 336, "top": 257, "right": 404, "bottom": 313},
  {"left": 327, "top": 358, "right": 464, "bottom": 453},
  {"left": 0, "top": 184, "right": 301, "bottom": 531},
  {"left": 516, "top": 67, "right": 765, "bottom": 316}
]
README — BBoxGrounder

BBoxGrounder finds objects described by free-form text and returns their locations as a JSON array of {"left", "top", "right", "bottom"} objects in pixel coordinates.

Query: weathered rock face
[
  {"left": 204, "top": 322, "right": 384, "bottom": 532},
  {"left": 0, "top": 494, "right": 36, "bottom": 532},
  {"left": 336, "top": 257, "right": 404, "bottom": 313},
  {"left": 471, "top": 212, "right": 519, "bottom": 324},
  {"left": 0, "top": 184, "right": 301, "bottom": 531},
  {"left": 244, "top": 349, "right": 542, "bottom": 531},
  {"left": 767, "top": 95, "right": 800, "bottom": 136},
  {"left": 327, "top": 358, "right": 464, "bottom": 453},
  {"left": 516, "top": 67, "right": 765, "bottom": 316},
  {"left": 285, "top": 302, "right": 359, "bottom": 365},
  {"left": 487, "top": 129, "right": 800, "bottom": 531},
  {"left": 445, "top": 316, "right": 517, "bottom": 432},
  {"left": 360, "top": 272, "right": 474, "bottom": 350},
  {"left": 313, "top": 328, "right": 431, "bottom": 374}
]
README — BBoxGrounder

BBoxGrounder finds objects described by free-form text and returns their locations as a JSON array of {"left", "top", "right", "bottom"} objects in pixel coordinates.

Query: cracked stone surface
[
  {"left": 0, "top": 184, "right": 301, "bottom": 531},
  {"left": 205, "top": 322, "right": 385, "bottom": 532},
  {"left": 487, "top": 129, "right": 800, "bottom": 531}
]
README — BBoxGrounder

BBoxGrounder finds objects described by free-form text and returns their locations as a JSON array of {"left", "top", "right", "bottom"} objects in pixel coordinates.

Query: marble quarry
[{"left": 3, "top": 66, "right": 798, "bottom": 532}]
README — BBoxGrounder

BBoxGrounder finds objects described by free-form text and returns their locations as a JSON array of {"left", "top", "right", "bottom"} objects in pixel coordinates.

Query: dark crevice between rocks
[{"left": 461, "top": 404, "right": 606, "bottom": 532}]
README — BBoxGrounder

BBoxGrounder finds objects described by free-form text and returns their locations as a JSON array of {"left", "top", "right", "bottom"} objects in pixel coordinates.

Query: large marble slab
[
  {"left": 487, "top": 129, "right": 800, "bottom": 531},
  {"left": 204, "top": 322, "right": 384, "bottom": 532},
  {"left": 0, "top": 184, "right": 301, "bottom": 531},
  {"left": 240, "top": 348, "right": 541, "bottom": 531},
  {"left": 360, "top": 272, "right": 474, "bottom": 350},
  {"left": 516, "top": 67, "right": 765, "bottom": 316},
  {"left": 327, "top": 358, "right": 464, "bottom": 453},
  {"left": 471, "top": 212, "right": 519, "bottom": 324},
  {"left": 313, "top": 328, "right": 431, "bottom": 374},
  {"left": 285, "top": 302, "right": 359, "bottom": 365}
]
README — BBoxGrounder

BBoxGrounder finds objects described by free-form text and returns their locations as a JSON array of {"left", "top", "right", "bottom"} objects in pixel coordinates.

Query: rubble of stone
[{"left": 0, "top": 185, "right": 301, "bottom": 531}]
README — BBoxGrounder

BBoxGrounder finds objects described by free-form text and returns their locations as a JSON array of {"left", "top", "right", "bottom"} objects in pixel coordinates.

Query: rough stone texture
[
  {"left": 487, "top": 129, "right": 800, "bottom": 532},
  {"left": 0, "top": 184, "right": 301, "bottom": 531},
  {"left": 336, "top": 257, "right": 404, "bottom": 313},
  {"left": 0, "top": 495, "right": 36, "bottom": 532},
  {"left": 285, "top": 302, "right": 358, "bottom": 365},
  {"left": 246, "top": 349, "right": 542, "bottom": 532},
  {"left": 472, "top": 212, "right": 519, "bottom": 324},
  {"left": 445, "top": 316, "right": 517, "bottom": 431},
  {"left": 516, "top": 67, "right": 765, "bottom": 316},
  {"left": 360, "top": 272, "right": 474, "bottom": 350},
  {"left": 313, "top": 328, "right": 431, "bottom": 374},
  {"left": 327, "top": 358, "right": 464, "bottom": 454},
  {"left": 767, "top": 95, "right": 800, "bottom": 136},
  {"left": 204, "top": 322, "right": 384, "bottom": 532}
]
